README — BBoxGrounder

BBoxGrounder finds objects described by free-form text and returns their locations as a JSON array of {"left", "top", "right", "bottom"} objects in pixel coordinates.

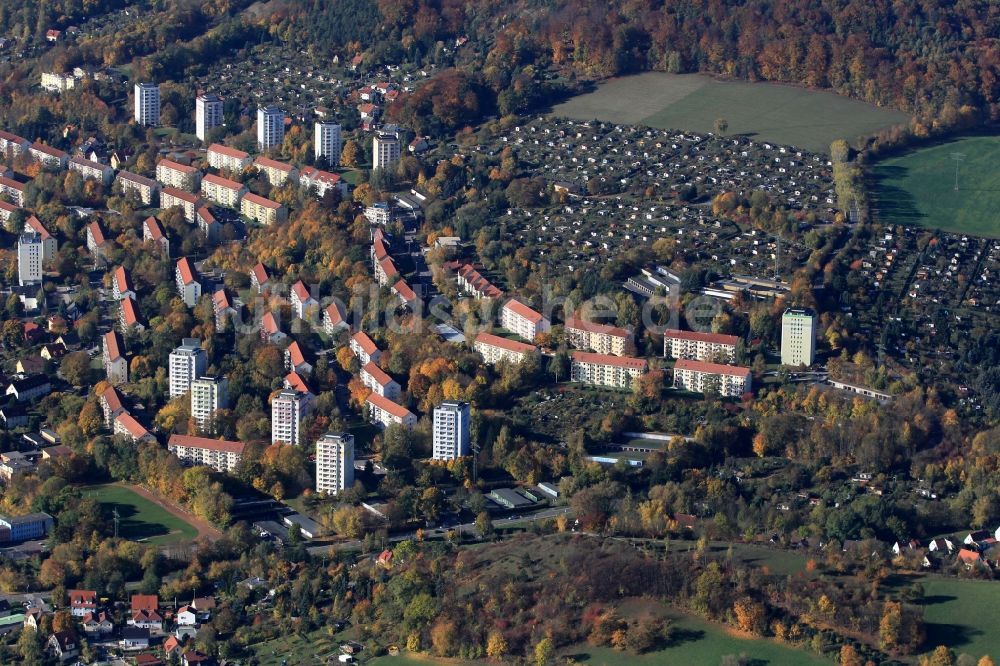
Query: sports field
[
  {"left": 870, "top": 135, "right": 1000, "bottom": 237},
  {"left": 86, "top": 483, "right": 199, "bottom": 545},
  {"left": 551, "top": 72, "right": 908, "bottom": 153}
]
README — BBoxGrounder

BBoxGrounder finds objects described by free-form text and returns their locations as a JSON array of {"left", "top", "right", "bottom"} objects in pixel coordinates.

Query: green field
[
  {"left": 86, "top": 484, "right": 198, "bottom": 545},
  {"left": 551, "top": 72, "right": 908, "bottom": 153},
  {"left": 918, "top": 577, "right": 1000, "bottom": 662},
  {"left": 870, "top": 135, "right": 1000, "bottom": 237},
  {"left": 250, "top": 629, "right": 347, "bottom": 666}
]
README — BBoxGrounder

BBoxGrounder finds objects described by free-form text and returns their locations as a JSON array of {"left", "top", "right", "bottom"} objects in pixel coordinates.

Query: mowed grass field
[
  {"left": 870, "top": 135, "right": 1000, "bottom": 237},
  {"left": 551, "top": 72, "right": 908, "bottom": 153},
  {"left": 85, "top": 483, "right": 198, "bottom": 545},
  {"left": 918, "top": 577, "right": 1000, "bottom": 662}
]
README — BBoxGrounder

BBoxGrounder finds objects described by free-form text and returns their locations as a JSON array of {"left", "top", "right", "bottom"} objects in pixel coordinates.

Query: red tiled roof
[
  {"left": 176, "top": 257, "right": 196, "bottom": 285},
  {"left": 474, "top": 332, "right": 537, "bottom": 354},
  {"left": 362, "top": 361, "right": 393, "bottom": 387},
  {"left": 207, "top": 143, "right": 249, "bottom": 160},
  {"left": 117, "top": 170, "right": 157, "bottom": 188},
  {"left": 157, "top": 158, "right": 197, "bottom": 175},
  {"left": 284, "top": 371, "right": 311, "bottom": 394},
  {"left": 664, "top": 329, "right": 740, "bottom": 346},
  {"left": 365, "top": 393, "right": 414, "bottom": 420},
  {"left": 104, "top": 331, "right": 123, "bottom": 361},
  {"left": 324, "top": 303, "right": 345, "bottom": 326},
  {"left": 0, "top": 130, "right": 28, "bottom": 144},
  {"left": 503, "top": 298, "right": 544, "bottom": 324},
  {"left": 300, "top": 166, "right": 341, "bottom": 185},
  {"left": 70, "top": 155, "right": 107, "bottom": 171},
  {"left": 197, "top": 206, "right": 215, "bottom": 225},
  {"left": 564, "top": 315, "right": 630, "bottom": 339},
  {"left": 101, "top": 386, "right": 123, "bottom": 412},
  {"left": 242, "top": 192, "right": 280, "bottom": 209},
  {"left": 286, "top": 341, "right": 306, "bottom": 367},
  {"left": 251, "top": 262, "right": 269, "bottom": 285},
  {"left": 261, "top": 311, "right": 280, "bottom": 334},
  {"left": 202, "top": 173, "right": 244, "bottom": 190},
  {"left": 254, "top": 156, "right": 295, "bottom": 172},
  {"left": 114, "top": 266, "right": 133, "bottom": 294},
  {"left": 392, "top": 279, "right": 416, "bottom": 302},
  {"left": 673, "top": 358, "right": 751, "bottom": 378},
  {"left": 88, "top": 221, "right": 106, "bottom": 246},
  {"left": 373, "top": 238, "right": 389, "bottom": 260},
  {"left": 30, "top": 141, "right": 67, "bottom": 158},
  {"left": 378, "top": 257, "right": 398, "bottom": 279},
  {"left": 167, "top": 434, "right": 245, "bottom": 455},
  {"left": 571, "top": 350, "right": 647, "bottom": 370},
  {"left": 115, "top": 412, "right": 150, "bottom": 439},
  {"left": 69, "top": 590, "right": 97, "bottom": 604},
  {"left": 291, "top": 280, "right": 312, "bottom": 302},
  {"left": 131, "top": 595, "right": 159, "bottom": 612},
  {"left": 0, "top": 200, "right": 16, "bottom": 214},
  {"left": 161, "top": 186, "right": 201, "bottom": 204},
  {"left": 120, "top": 296, "right": 140, "bottom": 326},
  {"left": 352, "top": 331, "right": 378, "bottom": 355},
  {"left": 213, "top": 289, "right": 231, "bottom": 310},
  {"left": 24, "top": 215, "right": 51, "bottom": 240},
  {"left": 0, "top": 176, "right": 25, "bottom": 192},
  {"left": 143, "top": 217, "right": 165, "bottom": 241}
]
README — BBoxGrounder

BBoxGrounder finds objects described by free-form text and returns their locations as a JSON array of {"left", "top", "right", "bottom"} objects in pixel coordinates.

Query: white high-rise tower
[
  {"left": 134, "top": 83, "right": 161, "bottom": 127},
  {"left": 316, "top": 432, "right": 355, "bottom": 495},
  {"left": 196, "top": 93, "right": 223, "bottom": 142}
]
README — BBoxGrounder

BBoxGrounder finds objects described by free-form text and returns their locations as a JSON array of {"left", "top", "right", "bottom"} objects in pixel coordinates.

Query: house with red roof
[
  {"left": 260, "top": 311, "right": 286, "bottom": 343},
  {"left": 112, "top": 266, "right": 135, "bottom": 301},
  {"left": 119, "top": 296, "right": 144, "bottom": 332},
  {"left": 284, "top": 341, "right": 312, "bottom": 375},
  {"left": 322, "top": 302, "right": 348, "bottom": 336},
  {"left": 250, "top": 262, "right": 270, "bottom": 293},
  {"left": 142, "top": 216, "right": 169, "bottom": 255},
  {"left": 289, "top": 280, "right": 318, "bottom": 319},
  {"left": 68, "top": 589, "right": 97, "bottom": 617},
  {"left": 175, "top": 257, "right": 201, "bottom": 308}
]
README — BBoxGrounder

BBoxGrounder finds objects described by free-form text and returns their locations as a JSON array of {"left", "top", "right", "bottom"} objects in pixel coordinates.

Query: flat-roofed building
[
  {"left": 663, "top": 329, "right": 739, "bottom": 364},
  {"left": 134, "top": 82, "right": 160, "bottom": 126},
  {"left": 570, "top": 351, "right": 647, "bottom": 389},
  {"left": 190, "top": 376, "right": 227, "bottom": 434},
  {"left": 271, "top": 389, "right": 311, "bottom": 446},
  {"left": 195, "top": 93, "right": 223, "bottom": 142},
  {"left": 169, "top": 338, "right": 206, "bottom": 398},
  {"left": 316, "top": 432, "right": 354, "bottom": 495},
  {"left": 314, "top": 121, "right": 341, "bottom": 167},
  {"left": 672, "top": 358, "right": 751, "bottom": 397},
  {"left": 781, "top": 308, "right": 816, "bottom": 367},
  {"left": 432, "top": 401, "right": 470, "bottom": 461}
]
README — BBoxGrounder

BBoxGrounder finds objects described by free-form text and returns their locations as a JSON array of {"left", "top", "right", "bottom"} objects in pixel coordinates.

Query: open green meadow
[
  {"left": 917, "top": 577, "right": 1000, "bottom": 662},
  {"left": 85, "top": 484, "right": 199, "bottom": 545},
  {"left": 870, "top": 135, "right": 1000, "bottom": 237},
  {"left": 551, "top": 72, "right": 907, "bottom": 153}
]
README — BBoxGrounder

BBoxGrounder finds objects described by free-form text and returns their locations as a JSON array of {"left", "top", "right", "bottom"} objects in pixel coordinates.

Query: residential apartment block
[
  {"left": 500, "top": 298, "right": 550, "bottom": 341},
  {"left": 29, "top": 142, "right": 69, "bottom": 169},
  {"left": 350, "top": 331, "right": 381, "bottom": 366},
  {"left": 175, "top": 257, "right": 201, "bottom": 307},
  {"left": 473, "top": 332, "right": 538, "bottom": 365},
  {"left": 290, "top": 281, "right": 317, "bottom": 319},
  {"left": 240, "top": 192, "right": 286, "bottom": 225},
  {"left": 361, "top": 361, "right": 400, "bottom": 400},
  {"left": 299, "top": 166, "right": 345, "bottom": 199},
  {"left": 160, "top": 187, "right": 201, "bottom": 223},
  {"left": 314, "top": 121, "right": 342, "bottom": 166},
  {"left": 207, "top": 143, "right": 252, "bottom": 172},
  {"left": 256, "top": 106, "right": 284, "bottom": 149},
  {"left": 781, "top": 308, "right": 816, "bottom": 367},
  {"left": 570, "top": 351, "right": 647, "bottom": 389},
  {"left": 672, "top": 358, "right": 751, "bottom": 397},
  {"left": 156, "top": 159, "right": 200, "bottom": 191},
  {"left": 564, "top": 315, "right": 630, "bottom": 356},
  {"left": 69, "top": 156, "right": 113, "bottom": 186},
  {"left": 103, "top": 331, "right": 128, "bottom": 385},
  {"left": 116, "top": 171, "right": 160, "bottom": 205},
  {"left": 168, "top": 339, "right": 206, "bottom": 399},
  {"left": 315, "top": 432, "right": 354, "bottom": 495},
  {"left": 271, "top": 389, "right": 311, "bottom": 446},
  {"left": 365, "top": 393, "right": 417, "bottom": 429},
  {"left": 373, "top": 132, "right": 400, "bottom": 170},
  {"left": 190, "top": 376, "right": 228, "bottom": 434},
  {"left": 432, "top": 401, "right": 470, "bottom": 461},
  {"left": 254, "top": 156, "right": 298, "bottom": 187},
  {"left": 134, "top": 82, "right": 160, "bottom": 126},
  {"left": 200, "top": 173, "right": 246, "bottom": 208},
  {"left": 167, "top": 434, "right": 244, "bottom": 473},
  {"left": 663, "top": 329, "right": 739, "bottom": 364},
  {"left": 17, "top": 233, "right": 42, "bottom": 286},
  {"left": 195, "top": 93, "right": 223, "bottom": 142}
]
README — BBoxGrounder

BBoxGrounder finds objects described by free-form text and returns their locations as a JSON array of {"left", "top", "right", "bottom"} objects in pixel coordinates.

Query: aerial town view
[{"left": 0, "top": 1, "right": 999, "bottom": 665}]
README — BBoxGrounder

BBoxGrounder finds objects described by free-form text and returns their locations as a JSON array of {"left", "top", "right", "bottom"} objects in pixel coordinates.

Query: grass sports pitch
[
  {"left": 86, "top": 483, "right": 199, "bottom": 545},
  {"left": 870, "top": 135, "right": 1000, "bottom": 238},
  {"left": 550, "top": 72, "right": 907, "bottom": 153}
]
